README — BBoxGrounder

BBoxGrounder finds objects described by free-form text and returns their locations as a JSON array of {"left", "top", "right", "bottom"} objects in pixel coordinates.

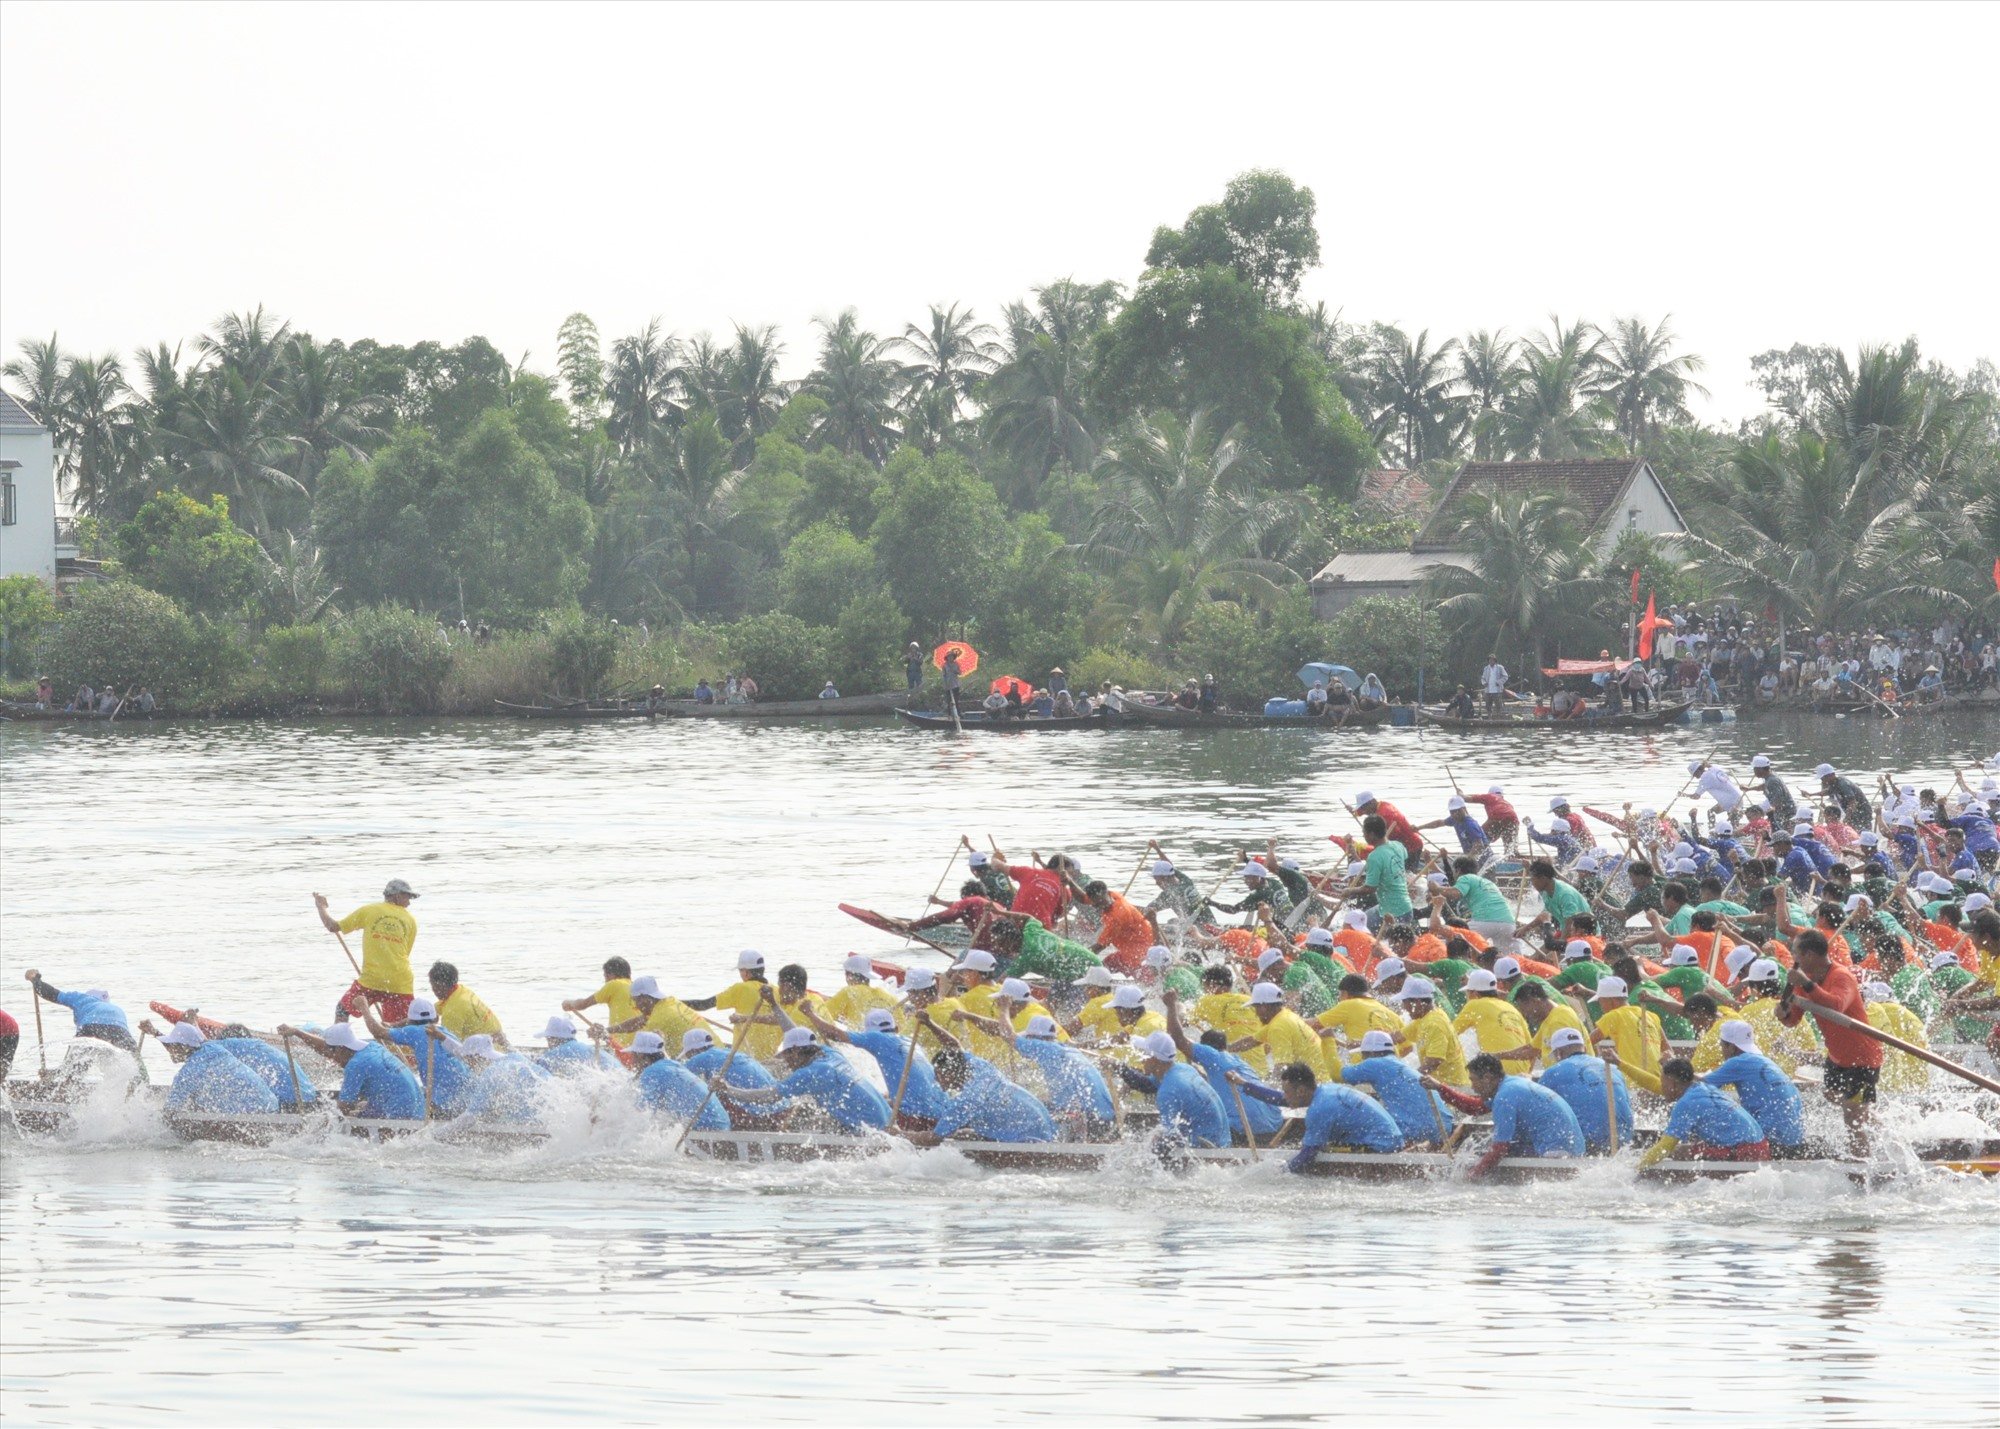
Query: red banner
[
  {"left": 1629, "top": 567, "right": 1642, "bottom": 602},
  {"left": 1637, "top": 594, "right": 1664, "bottom": 661}
]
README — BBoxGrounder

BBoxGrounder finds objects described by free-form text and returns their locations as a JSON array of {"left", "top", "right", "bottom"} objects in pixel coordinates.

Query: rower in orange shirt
[
  {"left": 1084, "top": 880, "right": 1154, "bottom": 977},
  {"left": 1329, "top": 909, "right": 1380, "bottom": 978}
]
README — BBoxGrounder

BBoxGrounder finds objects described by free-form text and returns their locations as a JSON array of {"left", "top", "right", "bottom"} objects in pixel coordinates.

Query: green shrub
[
  {"left": 543, "top": 611, "right": 619, "bottom": 697},
  {"left": 831, "top": 590, "right": 905, "bottom": 693},
  {"left": 722, "top": 612, "right": 829, "bottom": 700},
  {"left": 777, "top": 522, "right": 882, "bottom": 620},
  {"left": 41, "top": 581, "right": 201, "bottom": 698},
  {"left": 335, "top": 605, "right": 455, "bottom": 713},
  {"left": 441, "top": 631, "right": 552, "bottom": 711},
  {"left": 262, "top": 624, "right": 334, "bottom": 698},
  {"left": 115, "top": 491, "right": 264, "bottom": 616},
  {"left": 1321, "top": 595, "right": 1444, "bottom": 701},
  {"left": 1067, "top": 645, "right": 1176, "bottom": 696},
  {"left": 0, "top": 575, "right": 57, "bottom": 678}
]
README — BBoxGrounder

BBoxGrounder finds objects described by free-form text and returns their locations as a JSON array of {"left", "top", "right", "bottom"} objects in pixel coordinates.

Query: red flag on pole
[
  {"left": 1637, "top": 593, "right": 1664, "bottom": 660},
  {"left": 1992, "top": 556, "right": 1999, "bottom": 592},
  {"left": 1629, "top": 568, "right": 1642, "bottom": 602}
]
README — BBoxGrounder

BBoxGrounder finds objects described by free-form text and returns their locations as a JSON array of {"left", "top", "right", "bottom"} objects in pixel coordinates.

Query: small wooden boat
[
  {"left": 494, "top": 699, "right": 660, "bottom": 719},
  {"left": 653, "top": 691, "right": 906, "bottom": 718},
  {"left": 1418, "top": 700, "right": 1693, "bottom": 731},
  {"left": 0, "top": 702, "right": 164, "bottom": 723},
  {"left": 894, "top": 708, "right": 1118, "bottom": 732},
  {"left": 1106, "top": 690, "right": 1393, "bottom": 729}
]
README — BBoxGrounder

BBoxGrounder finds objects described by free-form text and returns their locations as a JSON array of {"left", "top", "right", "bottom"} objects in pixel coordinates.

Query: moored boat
[
  {"left": 1106, "top": 690, "right": 1394, "bottom": 729},
  {"left": 894, "top": 708, "right": 1118, "bottom": 732},
  {"left": 494, "top": 699, "right": 660, "bottom": 719},
  {"left": 652, "top": 691, "right": 906, "bottom": 718},
  {"left": 1418, "top": 700, "right": 1693, "bottom": 731}
]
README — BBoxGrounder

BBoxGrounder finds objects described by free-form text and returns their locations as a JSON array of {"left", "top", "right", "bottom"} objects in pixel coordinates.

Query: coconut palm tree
[
  {"left": 1424, "top": 489, "right": 1612, "bottom": 669},
  {"left": 893, "top": 303, "right": 1000, "bottom": 453},
  {"left": 1458, "top": 329, "right": 1517, "bottom": 460},
  {"left": 604, "top": 320, "right": 683, "bottom": 462},
  {"left": 261, "top": 531, "right": 341, "bottom": 623},
  {"left": 1601, "top": 316, "right": 1707, "bottom": 449},
  {"left": 716, "top": 323, "right": 789, "bottom": 454},
  {"left": 982, "top": 327, "right": 1098, "bottom": 502},
  {"left": 276, "top": 336, "right": 385, "bottom": 490},
  {"left": 199, "top": 307, "right": 291, "bottom": 391},
  {"left": 802, "top": 310, "right": 901, "bottom": 464},
  {"left": 60, "top": 354, "right": 144, "bottom": 521},
  {"left": 1364, "top": 326, "right": 1463, "bottom": 466},
  {"left": 1498, "top": 316, "right": 1610, "bottom": 459},
  {"left": 2, "top": 334, "right": 68, "bottom": 426},
  {"left": 166, "top": 368, "right": 303, "bottom": 539},
  {"left": 652, "top": 414, "right": 742, "bottom": 616},
  {"left": 1086, "top": 409, "right": 1301, "bottom": 643}
]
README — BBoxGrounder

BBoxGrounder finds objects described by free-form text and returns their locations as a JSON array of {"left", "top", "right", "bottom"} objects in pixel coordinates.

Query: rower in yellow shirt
[
  {"left": 1588, "top": 976, "right": 1666, "bottom": 1089},
  {"left": 428, "top": 960, "right": 507, "bottom": 1048},
  {"left": 609, "top": 975, "right": 708, "bottom": 1051},
  {"left": 1508, "top": 982, "right": 1592, "bottom": 1069},
  {"left": 822, "top": 956, "right": 903, "bottom": 1029},
  {"left": 1195, "top": 966, "right": 1268, "bottom": 1073},
  {"left": 1315, "top": 973, "right": 1403, "bottom": 1065},
  {"left": 1863, "top": 981, "right": 1930, "bottom": 1092},
  {"left": 936, "top": 950, "right": 1016, "bottom": 1062},
  {"left": 996, "top": 979, "right": 1070, "bottom": 1041},
  {"left": 1450, "top": 969, "right": 1535, "bottom": 1076},
  {"left": 562, "top": 956, "right": 640, "bottom": 1046},
  {"left": 1243, "top": 982, "right": 1328, "bottom": 1081},
  {"left": 1396, "top": 977, "right": 1469, "bottom": 1089},
  {"left": 1089, "top": 984, "right": 1167, "bottom": 1066},
  {"left": 1070, "top": 966, "right": 1120, "bottom": 1040},
  {"left": 1732, "top": 961, "right": 1820, "bottom": 1076},
  {"left": 687, "top": 950, "right": 785, "bottom": 1062}
]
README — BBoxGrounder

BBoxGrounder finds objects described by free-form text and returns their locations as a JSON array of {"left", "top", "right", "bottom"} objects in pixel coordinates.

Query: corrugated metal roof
[
  {"left": 1310, "top": 550, "right": 1478, "bottom": 584},
  {"left": 0, "top": 391, "right": 49, "bottom": 433}
]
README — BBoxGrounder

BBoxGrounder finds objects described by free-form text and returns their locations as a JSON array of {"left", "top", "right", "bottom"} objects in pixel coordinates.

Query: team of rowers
[{"left": 10, "top": 753, "right": 1999, "bottom": 1172}]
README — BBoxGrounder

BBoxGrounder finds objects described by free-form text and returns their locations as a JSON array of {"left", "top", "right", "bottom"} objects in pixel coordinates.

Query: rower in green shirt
[
  {"left": 1653, "top": 945, "right": 1738, "bottom": 1010},
  {"left": 1358, "top": 816, "right": 1414, "bottom": 921},
  {"left": 1619, "top": 862, "right": 1664, "bottom": 921},
  {"left": 1000, "top": 915, "right": 1102, "bottom": 984},
  {"left": 1523, "top": 861, "right": 1589, "bottom": 941},
  {"left": 1549, "top": 939, "right": 1612, "bottom": 997}
]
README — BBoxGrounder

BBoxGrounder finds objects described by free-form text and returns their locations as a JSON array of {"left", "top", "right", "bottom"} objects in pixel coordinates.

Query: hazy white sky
[{"left": 2, "top": 1, "right": 1995, "bottom": 423}]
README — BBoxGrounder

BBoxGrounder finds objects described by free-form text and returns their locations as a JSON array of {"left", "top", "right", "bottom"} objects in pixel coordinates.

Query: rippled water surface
[{"left": 4, "top": 714, "right": 1999, "bottom": 1424}]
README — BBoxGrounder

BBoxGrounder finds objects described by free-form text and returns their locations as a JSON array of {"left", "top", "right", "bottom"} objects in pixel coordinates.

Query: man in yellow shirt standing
[
  {"left": 315, "top": 879, "right": 419, "bottom": 1024},
  {"left": 823, "top": 956, "right": 902, "bottom": 1029},
  {"left": 428, "top": 960, "right": 507, "bottom": 1049},
  {"left": 1589, "top": 976, "right": 1666, "bottom": 1091},
  {"left": 688, "top": 950, "right": 783, "bottom": 1063},
  {"left": 1451, "top": 969, "right": 1535, "bottom": 1076},
  {"left": 1245, "top": 982, "right": 1327, "bottom": 1081},
  {"left": 562, "top": 956, "right": 638, "bottom": 1046},
  {"left": 1397, "top": 977, "right": 1469, "bottom": 1088}
]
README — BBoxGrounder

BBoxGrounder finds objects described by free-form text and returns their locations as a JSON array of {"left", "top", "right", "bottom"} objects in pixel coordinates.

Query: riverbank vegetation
[{"left": 5, "top": 170, "right": 1995, "bottom": 712}]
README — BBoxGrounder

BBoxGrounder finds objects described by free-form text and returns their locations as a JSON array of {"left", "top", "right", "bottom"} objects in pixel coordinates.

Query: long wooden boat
[
  {"left": 1418, "top": 700, "right": 1693, "bottom": 731},
  {"left": 0, "top": 702, "right": 167, "bottom": 723},
  {"left": 494, "top": 699, "right": 659, "bottom": 719},
  {"left": 895, "top": 708, "right": 1118, "bottom": 732},
  {"left": 653, "top": 691, "right": 906, "bottom": 718},
  {"left": 1107, "top": 690, "right": 1393, "bottom": 729}
]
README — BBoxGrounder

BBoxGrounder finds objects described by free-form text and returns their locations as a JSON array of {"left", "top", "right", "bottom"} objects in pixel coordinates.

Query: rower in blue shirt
[
  {"left": 1160, "top": 991, "right": 1283, "bottom": 1143},
  {"left": 458, "top": 1035, "right": 553, "bottom": 1124},
  {"left": 281, "top": 1020, "right": 425, "bottom": 1120},
  {"left": 800, "top": 1004, "right": 949, "bottom": 1127},
  {"left": 723, "top": 1027, "right": 892, "bottom": 1132},
  {"left": 1234, "top": 1063, "right": 1402, "bottom": 1171},
  {"left": 629, "top": 1031, "right": 730, "bottom": 1128},
  {"left": 1700, "top": 1021, "right": 1804, "bottom": 1151},
  {"left": 1430, "top": 1054, "right": 1585, "bottom": 1179},
  {"left": 1771, "top": 832, "right": 1819, "bottom": 895},
  {"left": 536, "top": 1016, "right": 614, "bottom": 1075},
  {"left": 1334, "top": 1029, "right": 1453, "bottom": 1147},
  {"left": 23, "top": 970, "right": 137, "bottom": 1054},
  {"left": 1535, "top": 1027, "right": 1634, "bottom": 1153},
  {"left": 680, "top": 1027, "right": 790, "bottom": 1120},
  {"left": 157, "top": 1022, "right": 281, "bottom": 1116},
  {"left": 904, "top": 1012, "right": 1055, "bottom": 1144},
  {"left": 1887, "top": 819, "right": 1924, "bottom": 872},
  {"left": 1642, "top": 1057, "right": 1769, "bottom": 1164},
  {"left": 210, "top": 1030, "right": 316, "bottom": 1107},
  {"left": 358, "top": 997, "right": 471, "bottom": 1115},
  {"left": 1110, "top": 1031, "right": 1231, "bottom": 1149},
  {"left": 1007, "top": 1015, "right": 1115, "bottom": 1129}
]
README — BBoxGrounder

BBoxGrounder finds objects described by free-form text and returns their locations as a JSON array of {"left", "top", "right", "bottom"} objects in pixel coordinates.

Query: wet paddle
[
  {"left": 280, "top": 1031, "right": 308, "bottom": 1116},
  {"left": 904, "top": 838, "right": 970, "bottom": 948},
  {"left": 1791, "top": 999, "right": 2000, "bottom": 1095},
  {"left": 1228, "top": 1077, "right": 1261, "bottom": 1161},
  {"left": 1604, "top": 1057, "right": 1620, "bottom": 1155},
  {"left": 675, "top": 993, "right": 763, "bottom": 1151},
  {"left": 887, "top": 1014, "right": 924, "bottom": 1126},
  {"left": 29, "top": 980, "right": 47, "bottom": 1077}
]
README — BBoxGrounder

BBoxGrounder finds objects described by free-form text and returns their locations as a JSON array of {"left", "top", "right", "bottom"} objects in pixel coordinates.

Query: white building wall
[
  {"left": 0, "top": 427, "right": 59, "bottom": 581},
  {"left": 1591, "top": 468, "right": 1684, "bottom": 556}
]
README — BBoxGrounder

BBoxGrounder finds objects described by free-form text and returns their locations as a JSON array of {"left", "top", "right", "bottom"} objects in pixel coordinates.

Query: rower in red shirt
[
  {"left": 1352, "top": 791, "right": 1423, "bottom": 860},
  {"left": 1461, "top": 785, "right": 1520, "bottom": 852},
  {"left": 1777, "top": 928, "right": 1884, "bottom": 1152},
  {"left": 993, "top": 846, "right": 1072, "bottom": 927}
]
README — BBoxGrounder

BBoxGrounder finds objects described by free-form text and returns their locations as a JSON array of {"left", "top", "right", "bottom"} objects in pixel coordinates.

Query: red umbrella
[
  {"left": 989, "top": 675, "right": 1033, "bottom": 701},
  {"left": 933, "top": 641, "right": 979, "bottom": 675}
]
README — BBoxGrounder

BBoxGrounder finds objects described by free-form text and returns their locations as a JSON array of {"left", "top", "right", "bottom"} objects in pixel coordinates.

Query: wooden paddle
[
  {"left": 674, "top": 996, "right": 761, "bottom": 1151},
  {"left": 29, "top": 981, "right": 47, "bottom": 1077},
  {"left": 1121, "top": 840, "right": 1161, "bottom": 897},
  {"left": 280, "top": 1030, "right": 308, "bottom": 1116},
  {"left": 904, "top": 838, "right": 970, "bottom": 948},
  {"left": 1603, "top": 1057, "right": 1620, "bottom": 1155},
  {"left": 887, "top": 1013, "right": 925, "bottom": 1126},
  {"left": 1790, "top": 998, "right": 2000, "bottom": 1095},
  {"left": 1228, "top": 1077, "right": 1261, "bottom": 1161}
]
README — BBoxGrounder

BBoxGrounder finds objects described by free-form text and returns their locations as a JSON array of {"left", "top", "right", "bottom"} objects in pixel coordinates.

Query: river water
[{"left": 3, "top": 715, "right": 1998, "bottom": 1425}]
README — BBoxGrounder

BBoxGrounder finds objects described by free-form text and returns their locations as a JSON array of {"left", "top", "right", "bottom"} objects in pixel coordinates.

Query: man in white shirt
[
  {"left": 1479, "top": 659, "right": 1509, "bottom": 715},
  {"left": 1688, "top": 759, "right": 1744, "bottom": 814}
]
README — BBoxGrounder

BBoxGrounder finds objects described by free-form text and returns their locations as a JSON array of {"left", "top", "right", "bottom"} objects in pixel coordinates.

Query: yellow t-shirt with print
[{"left": 338, "top": 902, "right": 418, "bottom": 995}]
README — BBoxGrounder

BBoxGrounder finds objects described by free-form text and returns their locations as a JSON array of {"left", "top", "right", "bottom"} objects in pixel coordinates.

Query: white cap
[
  {"left": 324, "top": 1023, "right": 366, "bottom": 1052},
  {"left": 1082, "top": 965, "right": 1115, "bottom": 989},
  {"left": 1304, "top": 927, "right": 1334, "bottom": 949},
  {"left": 1548, "top": 795, "right": 1570, "bottom": 811},
  {"left": 1493, "top": 957, "right": 1522, "bottom": 980},
  {"left": 1751, "top": 754, "right": 1771, "bottom": 769},
  {"left": 1023, "top": 1015, "right": 1059, "bottom": 1039},
  {"left": 1447, "top": 795, "right": 1467, "bottom": 811},
  {"left": 681, "top": 1028, "right": 715, "bottom": 1054},
  {"left": 1575, "top": 855, "right": 1600, "bottom": 873},
  {"left": 1862, "top": 980, "right": 1893, "bottom": 1003},
  {"left": 1814, "top": 763, "right": 1837, "bottom": 778},
  {"left": 1150, "top": 859, "right": 1175, "bottom": 877},
  {"left": 1358, "top": 1029, "right": 1397, "bottom": 1054},
  {"left": 630, "top": 975, "right": 664, "bottom": 1000},
  {"left": 1589, "top": 976, "right": 1629, "bottom": 1001},
  {"left": 1549, "top": 1027, "right": 1586, "bottom": 1052},
  {"left": 1713, "top": 819, "right": 1732, "bottom": 835},
  {"left": 1843, "top": 893, "right": 1870, "bottom": 913},
  {"left": 1249, "top": 982, "right": 1285, "bottom": 1006},
  {"left": 1280, "top": 858, "right": 1301, "bottom": 872},
  {"left": 1111, "top": 985, "right": 1147, "bottom": 1010},
  {"left": 161, "top": 1021, "right": 205, "bottom": 1048},
  {"left": 1636, "top": 807, "right": 1657, "bottom": 821},
  {"left": 1673, "top": 859, "right": 1699, "bottom": 876},
  {"left": 903, "top": 968, "right": 938, "bottom": 992},
  {"left": 406, "top": 998, "right": 438, "bottom": 1025},
  {"left": 1353, "top": 790, "right": 1376, "bottom": 807},
  {"left": 1465, "top": 969, "right": 1499, "bottom": 993},
  {"left": 1893, "top": 815, "right": 1916, "bottom": 830},
  {"left": 1746, "top": 959, "right": 1783, "bottom": 983},
  {"left": 1718, "top": 1020, "right": 1757, "bottom": 1050},
  {"left": 1791, "top": 824, "right": 1814, "bottom": 838},
  {"left": 1136, "top": 1031, "right": 1178, "bottom": 1063},
  {"left": 1427, "top": 871, "right": 1448, "bottom": 887},
  {"left": 1398, "top": 977, "right": 1438, "bottom": 1002},
  {"left": 737, "top": 949, "right": 765, "bottom": 972},
  {"left": 954, "top": 949, "right": 998, "bottom": 974},
  {"left": 1240, "top": 861, "right": 1268, "bottom": 881},
  {"left": 460, "top": 1034, "right": 504, "bottom": 1061},
  {"left": 1143, "top": 946, "right": 1172, "bottom": 970},
  {"left": 1917, "top": 872, "right": 1948, "bottom": 893},
  {"left": 1672, "top": 842, "right": 1694, "bottom": 858},
  {"left": 1341, "top": 909, "right": 1369, "bottom": 930},
  {"left": 631, "top": 1031, "right": 667, "bottom": 1056},
  {"left": 862, "top": 1008, "right": 899, "bottom": 1034},
  {"left": 1563, "top": 939, "right": 1594, "bottom": 962},
  {"left": 1487, "top": 785, "right": 1504, "bottom": 797},
  {"left": 1686, "top": 760, "right": 1706, "bottom": 776},
  {"left": 779, "top": 1027, "right": 817, "bottom": 1053},
  {"left": 1929, "top": 948, "right": 1963, "bottom": 970},
  {"left": 1373, "top": 957, "right": 1406, "bottom": 982},
  {"left": 541, "top": 1016, "right": 576, "bottom": 1042},
  {"left": 969, "top": 850, "right": 991, "bottom": 867},
  {"left": 1000, "top": 977, "right": 1033, "bottom": 999},
  {"left": 842, "top": 955, "right": 874, "bottom": 978},
  {"left": 1725, "top": 945, "right": 1759, "bottom": 975},
  {"left": 1965, "top": 893, "right": 1995, "bottom": 914},
  {"left": 1667, "top": 944, "right": 1701, "bottom": 967},
  {"left": 1346, "top": 862, "right": 1367, "bottom": 878}
]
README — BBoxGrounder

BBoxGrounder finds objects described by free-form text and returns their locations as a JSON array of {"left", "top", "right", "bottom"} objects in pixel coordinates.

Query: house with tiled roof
[{"left": 1310, "top": 457, "right": 1686, "bottom": 618}]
